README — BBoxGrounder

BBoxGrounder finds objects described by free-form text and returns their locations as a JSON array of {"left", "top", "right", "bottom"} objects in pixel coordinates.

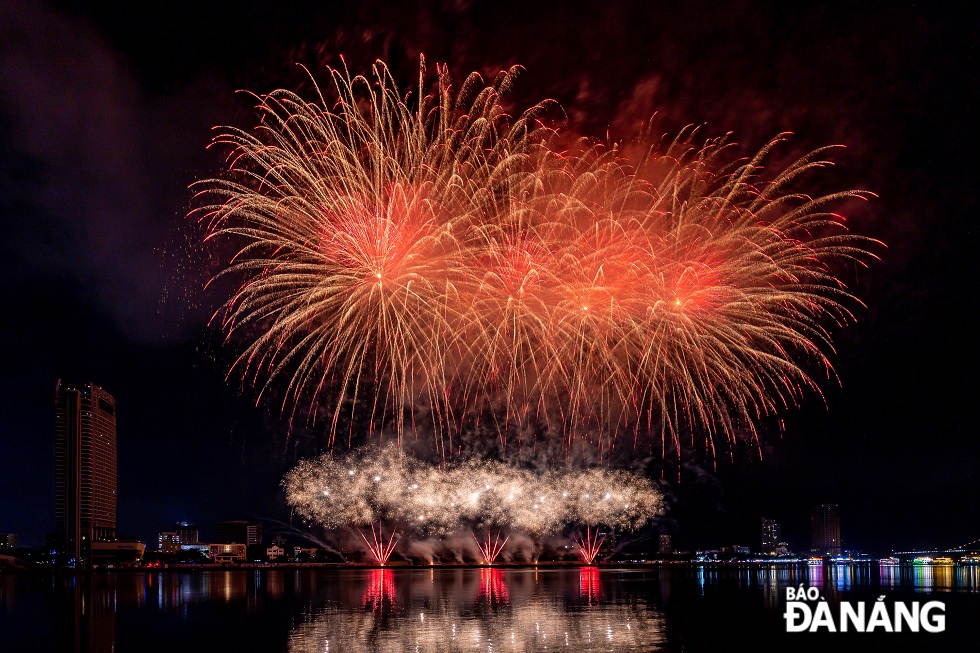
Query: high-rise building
[
  {"left": 55, "top": 381, "right": 117, "bottom": 564},
  {"left": 215, "top": 520, "right": 262, "bottom": 545},
  {"left": 175, "top": 522, "right": 199, "bottom": 545},
  {"left": 810, "top": 504, "right": 841, "bottom": 556},
  {"left": 761, "top": 517, "right": 781, "bottom": 552},
  {"left": 658, "top": 534, "right": 673, "bottom": 554}
]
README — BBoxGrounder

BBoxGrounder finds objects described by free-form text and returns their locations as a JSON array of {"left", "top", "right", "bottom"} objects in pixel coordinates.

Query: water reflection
[
  {"left": 50, "top": 573, "right": 147, "bottom": 653},
  {"left": 877, "top": 564, "right": 977, "bottom": 592},
  {"left": 478, "top": 567, "right": 509, "bottom": 606},
  {"left": 288, "top": 568, "right": 666, "bottom": 653},
  {"left": 579, "top": 566, "right": 602, "bottom": 605},
  {"left": 3, "top": 564, "right": 980, "bottom": 652},
  {"left": 363, "top": 568, "right": 397, "bottom": 613}
]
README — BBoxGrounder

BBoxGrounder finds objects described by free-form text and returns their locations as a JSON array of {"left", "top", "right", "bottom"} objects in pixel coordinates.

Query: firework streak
[{"left": 194, "top": 59, "right": 879, "bottom": 453}]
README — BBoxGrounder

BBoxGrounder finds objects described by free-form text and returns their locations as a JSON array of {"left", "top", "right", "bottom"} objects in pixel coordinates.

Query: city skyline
[
  {"left": 0, "top": 1, "right": 976, "bottom": 557},
  {"left": 34, "top": 379, "right": 936, "bottom": 559}
]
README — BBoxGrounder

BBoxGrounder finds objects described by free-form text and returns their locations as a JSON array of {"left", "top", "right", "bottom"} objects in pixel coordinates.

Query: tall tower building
[
  {"left": 55, "top": 381, "right": 117, "bottom": 564},
  {"left": 810, "top": 504, "right": 841, "bottom": 556},
  {"left": 174, "top": 522, "right": 199, "bottom": 545},
  {"left": 761, "top": 517, "right": 781, "bottom": 552}
]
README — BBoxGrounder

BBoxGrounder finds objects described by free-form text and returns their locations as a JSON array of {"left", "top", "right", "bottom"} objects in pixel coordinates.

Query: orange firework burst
[{"left": 193, "top": 58, "right": 879, "bottom": 455}]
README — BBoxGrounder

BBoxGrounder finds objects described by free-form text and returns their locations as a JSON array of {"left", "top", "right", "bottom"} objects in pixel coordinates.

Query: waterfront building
[
  {"left": 721, "top": 545, "right": 750, "bottom": 558},
  {"left": 659, "top": 534, "right": 673, "bottom": 554},
  {"left": 158, "top": 523, "right": 199, "bottom": 553},
  {"left": 158, "top": 532, "right": 181, "bottom": 553},
  {"left": 810, "top": 504, "right": 841, "bottom": 556},
  {"left": 179, "top": 543, "right": 210, "bottom": 558},
  {"left": 209, "top": 543, "right": 246, "bottom": 563},
  {"left": 55, "top": 381, "right": 117, "bottom": 565},
  {"left": 266, "top": 544, "right": 285, "bottom": 561},
  {"left": 294, "top": 546, "right": 319, "bottom": 561},
  {"left": 90, "top": 541, "right": 145, "bottom": 566},
  {"left": 761, "top": 517, "right": 781, "bottom": 552}
]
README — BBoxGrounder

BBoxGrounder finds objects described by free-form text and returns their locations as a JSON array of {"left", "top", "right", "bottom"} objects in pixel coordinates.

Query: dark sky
[{"left": 1, "top": 0, "right": 976, "bottom": 554}]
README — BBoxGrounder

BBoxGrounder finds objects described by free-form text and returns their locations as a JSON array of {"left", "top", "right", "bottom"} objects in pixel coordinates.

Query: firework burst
[
  {"left": 195, "top": 58, "right": 879, "bottom": 454},
  {"left": 195, "top": 58, "right": 553, "bottom": 452}
]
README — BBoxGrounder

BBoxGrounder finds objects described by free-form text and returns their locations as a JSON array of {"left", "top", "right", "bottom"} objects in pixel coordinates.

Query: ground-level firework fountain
[
  {"left": 358, "top": 522, "right": 398, "bottom": 565},
  {"left": 574, "top": 525, "right": 606, "bottom": 565},
  {"left": 472, "top": 528, "right": 510, "bottom": 565},
  {"left": 284, "top": 446, "right": 663, "bottom": 564}
]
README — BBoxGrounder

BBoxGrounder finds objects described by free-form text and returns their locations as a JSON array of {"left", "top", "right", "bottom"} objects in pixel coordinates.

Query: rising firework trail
[
  {"left": 197, "top": 58, "right": 879, "bottom": 456},
  {"left": 573, "top": 525, "right": 606, "bottom": 565},
  {"left": 359, "top": 521, "right": 398, "bottom": 565},
  {"left": 473, "top": 527, "right": 511, "bottom": 565}
]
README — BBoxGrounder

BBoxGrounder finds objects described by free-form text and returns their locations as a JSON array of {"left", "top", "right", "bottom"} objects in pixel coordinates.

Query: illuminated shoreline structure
[
  {"left": 810, "top": 504, "right": 841, "bottom": 556},
  {"left": 55, "top": 381, "right": 117, "bottom": 566}
]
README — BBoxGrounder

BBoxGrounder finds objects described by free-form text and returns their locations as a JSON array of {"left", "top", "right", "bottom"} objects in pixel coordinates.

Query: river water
[{"left": 2, "top": 564, "right": 978, "bottom": 652}]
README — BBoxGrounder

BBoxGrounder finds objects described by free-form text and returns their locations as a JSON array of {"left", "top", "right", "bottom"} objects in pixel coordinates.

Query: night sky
[{"left": 1, "top": 0, "right": 976, "bottom": 555}]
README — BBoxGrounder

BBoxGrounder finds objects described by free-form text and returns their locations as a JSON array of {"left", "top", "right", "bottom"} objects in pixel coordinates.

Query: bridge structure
[{"left": 890, "top": 538, "right": 980, "bottom": 563}]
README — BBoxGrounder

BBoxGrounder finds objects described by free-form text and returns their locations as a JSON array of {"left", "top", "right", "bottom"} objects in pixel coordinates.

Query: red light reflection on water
[
  {"left": 579, "top": 565, "right": 602, "bottom": 605},
  {"left": 478, "top": 567, "right": 509, "bottom": 606},
  {"left": 363, "top": 568, "right": 396, "bottom": 614}
]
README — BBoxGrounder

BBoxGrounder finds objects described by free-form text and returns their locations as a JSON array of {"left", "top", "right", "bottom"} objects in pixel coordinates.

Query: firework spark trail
[
  {"left": 196, "top": 59, "right": 879, "bottom": 454},
  {"left": 360, "top": 521, "right": 398, "bottom": 565},
  {"left": 573, "top": 525, "right": 606, "bottom": 564},
  {"left": 472, "top": 527, "right": 511, "bottom": 565},
  {"left": 283, "top": 446, "right": 663, "bottom": 548}
]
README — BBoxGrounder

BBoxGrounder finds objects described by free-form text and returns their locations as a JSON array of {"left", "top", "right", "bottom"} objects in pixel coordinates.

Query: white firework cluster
[{"left": 284, "top": 446, "right": 662, "bottom": 536}]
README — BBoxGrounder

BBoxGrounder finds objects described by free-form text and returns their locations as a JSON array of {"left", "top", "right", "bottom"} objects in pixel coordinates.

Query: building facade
[
  {"left": 209, "top": 543, "right": 247, "bottom": 563},
  {"left": 175, "top": 522, "right": 199, "bottom": 545},
  {"left": 810, "top": 504, "right": 841, "bottom": 556},
  {"left": 158, "top": 523, "right": 200, "bottom": 553},
  {"left": 761, "top": 517, "right": 782, "bottom": 552},
  {"left": 158, "top": 532, "right": 181, "bottom": 554},
  {"left": 55, "top": 381, "right": 117, "bottom": 564}
]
